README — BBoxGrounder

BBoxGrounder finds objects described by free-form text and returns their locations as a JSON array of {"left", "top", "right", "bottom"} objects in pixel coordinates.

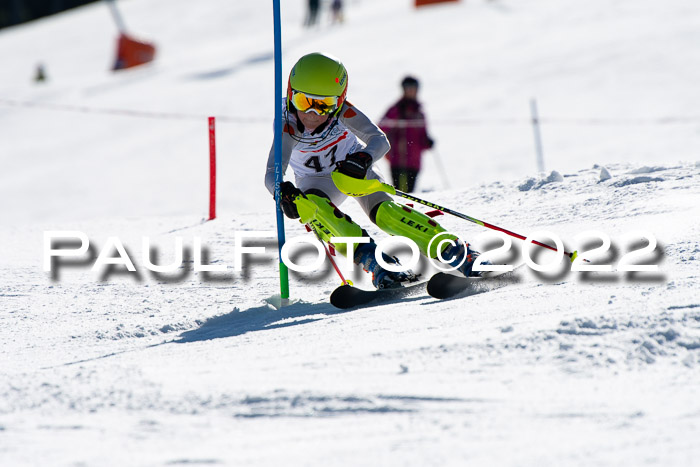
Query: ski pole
[
  {"left": 332, "top": 172, "right": 579, "bottom": 261},
  {"left": 306, "top": 225, "right": 352, "bottom": 286}
]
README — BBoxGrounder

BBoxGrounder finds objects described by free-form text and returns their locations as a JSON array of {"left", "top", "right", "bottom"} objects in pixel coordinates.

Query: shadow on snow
[
  {"left": 176, "top": 300, "right": 339, "bottom": 343},
  {"left": 176, "top": 295, "right": 426, "bottom": 344}
]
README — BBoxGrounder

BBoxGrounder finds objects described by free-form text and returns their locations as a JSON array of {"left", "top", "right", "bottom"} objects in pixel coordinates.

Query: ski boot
[
  {"left": 439, "top": 240, "right": 487, "bottom": 278},
  {"left": 354, "top": 242, "right": 418, "bottom": 289}
]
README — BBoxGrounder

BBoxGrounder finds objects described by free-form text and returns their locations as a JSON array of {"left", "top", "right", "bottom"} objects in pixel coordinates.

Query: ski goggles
[{"left": 290, "top": 91, "right": 339, "bottom": 115}]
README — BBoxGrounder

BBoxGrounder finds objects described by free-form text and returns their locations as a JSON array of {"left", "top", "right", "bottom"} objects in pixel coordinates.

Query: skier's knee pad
[
  {"left": 294, "top": 194, "right": 365, "bottom": 256},
  {"left": 375, "top": 201, "right": 457, "bottom": 258}
]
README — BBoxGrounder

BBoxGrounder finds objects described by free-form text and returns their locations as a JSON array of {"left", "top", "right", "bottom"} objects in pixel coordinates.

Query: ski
[
  {"left": 330, "top": 280, "right": 426, "bottom": 309},
  {"left": 426, "top": 266, "right": 524, "bottom": 300}
]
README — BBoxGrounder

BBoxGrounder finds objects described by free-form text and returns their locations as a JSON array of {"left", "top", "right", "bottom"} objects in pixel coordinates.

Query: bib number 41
[{"left": 304, "top": 146, "right": 338, "bottom": 173}]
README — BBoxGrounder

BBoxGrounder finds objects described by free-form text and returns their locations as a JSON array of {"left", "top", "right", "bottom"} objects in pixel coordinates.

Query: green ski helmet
[{"left": 287, "top": 52, "right": 348, "bottom": 117}]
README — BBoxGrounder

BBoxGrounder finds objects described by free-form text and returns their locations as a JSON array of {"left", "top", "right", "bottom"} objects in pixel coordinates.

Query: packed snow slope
[{"left": 1, "top": 0, "right": 700, "bottom": 466}]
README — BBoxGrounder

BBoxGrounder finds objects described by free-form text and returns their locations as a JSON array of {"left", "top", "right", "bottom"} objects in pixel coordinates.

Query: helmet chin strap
[
  {"left": 311, "top": 117, "right": 333, "bottom": 135},
  {"left": 286, "top": 108, "right": 339, "bottom": 142},
  {"left": 295, "top": 105, "right": 335, "bottom": 135}
]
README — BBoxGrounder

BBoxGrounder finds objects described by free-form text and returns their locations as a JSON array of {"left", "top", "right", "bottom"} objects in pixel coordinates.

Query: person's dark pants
[{"left": 391, "top": 168, "right": 419, "bottom": 192}]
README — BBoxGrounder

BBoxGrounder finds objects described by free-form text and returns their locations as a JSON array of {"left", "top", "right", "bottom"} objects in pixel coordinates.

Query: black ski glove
[
  {"left": 335, "top": 152, "right": 373, "bottom": 179},
  {"left": 426, "top": 136, "right": 435, "bottom": 149},
  {"left": 278, "top": 181, "right": 302, "bottom": 219}
]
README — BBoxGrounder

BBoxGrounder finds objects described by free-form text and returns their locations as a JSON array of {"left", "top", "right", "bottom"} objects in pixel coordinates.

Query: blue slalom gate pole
[{"left": 272, "top": 0, "right": 289, "bottom": 300}]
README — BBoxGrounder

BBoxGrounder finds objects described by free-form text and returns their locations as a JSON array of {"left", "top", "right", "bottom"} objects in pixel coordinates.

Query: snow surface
[{"left": 1, "top": 0, "right": 699, "bottom": 465}]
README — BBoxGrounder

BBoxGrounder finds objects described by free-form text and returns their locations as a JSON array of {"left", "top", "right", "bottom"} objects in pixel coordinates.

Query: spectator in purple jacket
[{"left": 379, "top": 76, "right": 434, "bottom": 192}]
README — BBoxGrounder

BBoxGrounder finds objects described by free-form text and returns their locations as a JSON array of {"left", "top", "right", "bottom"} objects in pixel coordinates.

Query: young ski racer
[{"left": 264, "top": 52, "right": 483, "bottom": 289}]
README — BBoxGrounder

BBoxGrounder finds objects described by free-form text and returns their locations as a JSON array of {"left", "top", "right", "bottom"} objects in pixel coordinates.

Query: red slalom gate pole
[{"left": 208, "top": 117, "right": 216, "bottom": 220}]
